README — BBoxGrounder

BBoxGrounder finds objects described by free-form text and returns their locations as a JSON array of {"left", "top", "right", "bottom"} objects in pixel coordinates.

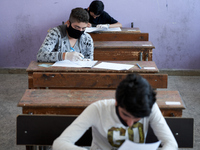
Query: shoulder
[
  {"left": 48, "top": 27, "right": 61, "bottom": 37},
  {"left": 81, "top": 32, "right": 92, "bottom": 39},
  {"left": 80, "top": 32, "right": 93, "bottom": 44},
  {"left": 101, "top": 11, "right": 111, "bottom": 17},
  {"left": 92, "top": 99, "right": 115, "bottom": 108}
]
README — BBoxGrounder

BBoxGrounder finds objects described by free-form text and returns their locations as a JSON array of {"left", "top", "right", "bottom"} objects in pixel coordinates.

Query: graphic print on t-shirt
[{"left": 107, "top": 122, "right": 144, "bottom": 147}]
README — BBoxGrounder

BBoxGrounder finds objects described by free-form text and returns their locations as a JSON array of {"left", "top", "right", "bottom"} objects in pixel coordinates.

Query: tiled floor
[{"left": 0, "top": 74, "right": 199, "bottom": 150}]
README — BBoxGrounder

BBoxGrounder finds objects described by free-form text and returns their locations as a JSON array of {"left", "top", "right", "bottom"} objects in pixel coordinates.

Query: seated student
[
  {"left": 52, "top": 74, "right": 178, "bottom": 150},
  {"left": 86, "top": 0, "right": 122, "bottom": 28},
  {"left": 37, "top": 8, "right": 94, "bottom": 62}
]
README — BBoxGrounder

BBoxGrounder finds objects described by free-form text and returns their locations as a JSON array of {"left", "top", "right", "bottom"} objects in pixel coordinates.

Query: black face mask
[{"left": 67, "top": 23, "right": 84, "bottom": 39}]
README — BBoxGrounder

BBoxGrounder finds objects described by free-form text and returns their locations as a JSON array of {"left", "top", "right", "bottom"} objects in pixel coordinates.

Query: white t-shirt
[{"left": 52, "top": 99, "right": 178, "bottom": 150}]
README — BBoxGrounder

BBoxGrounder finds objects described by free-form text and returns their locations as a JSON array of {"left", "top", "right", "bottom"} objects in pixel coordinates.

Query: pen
[
  {"left": 70, "top": 47, "right": 75, "bottom": 52},
  {"left": 136, "top": 63, "right": 142, "bottom": 69},
  {"left": 70, "top": 47, "right": 84, "bottom": 60}
]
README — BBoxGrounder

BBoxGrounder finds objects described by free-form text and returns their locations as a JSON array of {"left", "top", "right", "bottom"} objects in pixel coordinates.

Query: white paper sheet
[
  {"left": 165, "top": 101, "right": 181, "bottom": 105},
  {"left": 93, "top": 62, "right": 134, "bottom": 70},
  {"left": 52, "top": 60, "right": 98, "bottom": 68},
  {"left": 119, "top": 140, "right": 161, "bottom": 150},
  {"left": 143, "top": 67, "right": 156, "bottom": 69},
  {"left": 85, "top": 27, "right": 121, "bottom": 33}
]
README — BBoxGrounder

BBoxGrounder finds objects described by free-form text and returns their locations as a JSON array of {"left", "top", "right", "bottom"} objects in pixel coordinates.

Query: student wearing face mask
[
  {"left": 52, "top": 74, "right": 178, "bottom": 150},
  {"left": 37, "top": 8, "right": 93, "bottom": 62}
]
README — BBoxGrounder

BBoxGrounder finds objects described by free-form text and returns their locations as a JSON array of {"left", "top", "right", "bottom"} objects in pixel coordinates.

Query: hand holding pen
[{"left": 64, "top": 47, "right": 84, "bottom": 61}]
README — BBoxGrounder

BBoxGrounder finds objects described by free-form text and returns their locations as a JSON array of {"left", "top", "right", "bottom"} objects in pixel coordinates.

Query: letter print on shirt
[{"left": 107, "top": 122, "right": 144, "bottom": 148}]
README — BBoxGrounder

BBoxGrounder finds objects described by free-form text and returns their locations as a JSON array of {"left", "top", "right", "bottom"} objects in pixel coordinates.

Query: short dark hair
[
  {"left": 89, "top": 0, "right": 104, "bottom": 15},
  {"left": 69, "top": 7, "right": 89, "bottom": 23},
  {"left": 116, "top": 74, "right": 156, "bottom": 118}
]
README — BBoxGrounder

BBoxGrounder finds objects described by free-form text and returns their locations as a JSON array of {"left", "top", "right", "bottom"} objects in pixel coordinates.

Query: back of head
[
  {"left": 69, "top": 7, "right": 89, "bottom": 23},
  {"left": 116, "top": 74, "right": 156, "bottom": 118},
  {"left": 89, "top": 0, "right": 104, "bottom": 15}
]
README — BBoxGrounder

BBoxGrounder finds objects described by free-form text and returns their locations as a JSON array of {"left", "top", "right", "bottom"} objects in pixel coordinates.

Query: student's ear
[
  {"left": 87, "top": 7, "right": 89, "bottom": 11},
  {"left": 115, "top": 101, "right": 118, "bottom": 106},
  {"left": 65, "top": 20, "right": 70, "bottom": 27},
  {"left": 87, "top": 23, "right": 92, "bottom": 27}
]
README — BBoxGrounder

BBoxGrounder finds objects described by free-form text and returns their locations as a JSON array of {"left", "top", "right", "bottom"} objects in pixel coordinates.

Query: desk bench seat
[
  {"left": 94, "top": 41, "right": 155, "bottom": 61},
  {"left": 16, "top": 115, "right": 194, "bottom": 148},
  {"left": 18, "top": 89, "right": 185, "bottom": 117}
]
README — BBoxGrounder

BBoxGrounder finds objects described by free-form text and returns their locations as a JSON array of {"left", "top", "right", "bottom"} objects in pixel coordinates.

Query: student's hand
[
  {"left": 65, "top": 52, "right": 84, "bottom": 61},
  {"left": 87, "top": 23, "right": 92, "bottom": 27},
  {"left": 96, "top": 24, "right": 109, "bottom": 29},
  {"left": 83, "top": 59, "right": 91, "bottom": 61}
]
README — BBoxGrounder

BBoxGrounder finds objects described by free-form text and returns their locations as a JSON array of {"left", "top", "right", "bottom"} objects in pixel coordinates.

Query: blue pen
[
  {"left": 70, "top": 47, "right": 75, "bottom": 52},
  {"left": 136, "top": 63, "right": 142, "bottom": 69},
  {"left": 70, "top": 47, "right": 84, "bottom": 59}
]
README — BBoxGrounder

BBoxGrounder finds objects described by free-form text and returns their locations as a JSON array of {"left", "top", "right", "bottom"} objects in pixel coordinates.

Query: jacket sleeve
[
  {"left": 149, "top": 103, "right": 178, "bottom": 150},
  {"left": 37, "top": 28, "right": 64, "bottom": 62},
  {"left": 80, "top": 33, "right": 94, "bottom": 60},
  {"left": 52, "top": 103, "right": 99, "bottom": 150}
]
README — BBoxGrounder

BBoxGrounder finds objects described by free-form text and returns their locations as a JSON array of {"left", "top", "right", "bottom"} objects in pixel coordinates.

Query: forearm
[
  {"left": 52, "top": 104, "right": 98, "bottom": 150},
  {"left": 150, "top": 104, "right": 178, "bottom": 150},
  {"left": 109, "top": 22, "right": 122, "bottom": 28},
  {"left": 37, "top": 49, "right": 64, "bottom": 62}
]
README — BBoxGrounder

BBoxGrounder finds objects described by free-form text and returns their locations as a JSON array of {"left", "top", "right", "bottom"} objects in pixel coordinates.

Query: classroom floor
[{"left": 0, "top": 73, "right": 200, "bottom": 150}]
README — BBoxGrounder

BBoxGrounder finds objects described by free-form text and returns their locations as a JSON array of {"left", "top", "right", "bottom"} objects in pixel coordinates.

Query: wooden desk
[
  {"left": 88, "top": 28, "right": 149, "bottom": 41},
  {"left": 26, "top": 61, "right": 167, "bottom": 89},
  {"left": 18, "top": 89, "right": 185, "bottom": 117},
  {"left": 94, "top": 41, "right": 155, "bottom": 61}
]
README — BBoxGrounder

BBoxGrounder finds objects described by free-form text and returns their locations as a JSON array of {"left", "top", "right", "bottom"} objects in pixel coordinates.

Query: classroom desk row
[
  {"left": 94, "top": 41, "right": 154, "bottom": 61},
  {"left": 88, "top": 27, "right": 149, "bottom": 41},
  {"left": 27, "top": 61, "right": 167, "bottom": 89},
  {"left": 18, "top": 89, "right": 185, "bottom": 117}
]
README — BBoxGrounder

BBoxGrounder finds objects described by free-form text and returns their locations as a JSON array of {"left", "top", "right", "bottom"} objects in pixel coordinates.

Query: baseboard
[
  {"left": 159, "top": 69, "right": 200, "bottom": 76},
  {"left": 0, "top": 68, "right": 200, "bottom": 76},
  {"left": 0, "top": 68, "right": 27, "bottom": 74}
]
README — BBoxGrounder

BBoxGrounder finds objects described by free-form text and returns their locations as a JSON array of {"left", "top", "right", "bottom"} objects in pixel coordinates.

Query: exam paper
[
  {"left": 52, "top": 60, "right": 98, "bottom": 68},
  {"left": 118, "top": 140, "right": 161, "bottom": 150},
  {"left": 165, "top": 101, "right": 181, "bottom": 105},
  {"left": 85, "top": 27, "right": 121, "bottom": 33},
  {"left": 93, "top": 62, "right": 134, "bottom": 70}
]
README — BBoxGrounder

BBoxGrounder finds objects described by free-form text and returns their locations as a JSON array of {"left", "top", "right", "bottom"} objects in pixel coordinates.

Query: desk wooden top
[
  {"left": 94, "top": 41, "right": 155, "bottom": 49},
  {"left": 89, "top": 27, "right": 141, "bottom": 33},
  {"left": 26, "top": 61, "right": 159, "bottom": 73},
  {"left": 18, "top": 89, "right": 185, "bottom": 110}
]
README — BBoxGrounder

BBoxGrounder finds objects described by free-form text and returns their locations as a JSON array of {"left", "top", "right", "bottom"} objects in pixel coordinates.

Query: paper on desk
[
  {"left": 93, "top": 62, "right": 134, "bottom": 70},
  {"left": 85, "top": 27, "right": 121, "bottom": 33},
  {"left": 143, "top": 67, "right": 156, "bottom": 69},
  {"left": 118, "top": 140, "right": 161, "bottom": 150},
  {"left": 52, "top": 60, "right": 98, "bottom": 68},
  {"left": 166, "top": 101, "right": 181, "bottom": 105}
]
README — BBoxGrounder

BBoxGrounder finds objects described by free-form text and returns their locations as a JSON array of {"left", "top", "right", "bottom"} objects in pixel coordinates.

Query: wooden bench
[
  {"left": 18, "top": 89, "right": 185, "bottom": 117},
  {"left": 27, "top": 61, "right": 167, "bottom": 89},
  {"left": 88, "top": 28, "right": 149, "bottom": 42},
  {"left": 16, "top": 115, "right": 194, "bottom": 148},
  {"left": 94, "top": 41, "right": 155, "bottom": 61}
]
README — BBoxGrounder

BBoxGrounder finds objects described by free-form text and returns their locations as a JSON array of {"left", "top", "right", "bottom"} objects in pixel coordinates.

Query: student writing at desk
[
  {"left": 52, "top": 74, "right": 178, "bottom": 150},
  {"left": 86, "top": 0, "right": 122, "bottom": 29},
  {"left": 37, "top": 8, "right": 94, "bottom": 62}
]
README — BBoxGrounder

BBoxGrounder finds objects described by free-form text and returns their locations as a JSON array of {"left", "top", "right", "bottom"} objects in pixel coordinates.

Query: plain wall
[{"left": 0, "top": 0, "right": 200, "bottom": 69}]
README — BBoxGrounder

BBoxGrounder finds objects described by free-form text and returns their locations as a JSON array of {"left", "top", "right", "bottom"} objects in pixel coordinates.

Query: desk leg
[
  {"left": 39, "top": 146, "right": 49, "bottom": 150},
  {"left": 28, "top": 72, "right": 34, "bottom": 89},
  {"left": 139, "top": 52, "right": 143, "bottom": 61},
  {"left": 26, "top": 146, "right": 37, "bottom": 150}
]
